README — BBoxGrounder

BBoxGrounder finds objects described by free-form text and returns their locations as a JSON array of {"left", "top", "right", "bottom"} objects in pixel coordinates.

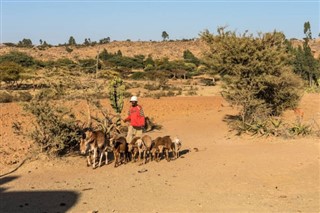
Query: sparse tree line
[
  {"left": 1, "top": 22, "right": 320, "bottom": 147},
  {"left": 2, "top": 31, "right": 197, "bottom": 49},
  {"left": 3, "top": 36, "right": 111, "bottom": 48}
]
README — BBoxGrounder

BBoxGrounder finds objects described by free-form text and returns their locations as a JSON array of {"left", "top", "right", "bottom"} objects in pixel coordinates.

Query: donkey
[{"left": 80, "top": 128, "right": 111, "bottom": 169}]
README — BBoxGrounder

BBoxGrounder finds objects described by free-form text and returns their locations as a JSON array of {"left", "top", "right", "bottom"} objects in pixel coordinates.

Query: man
[{"left": 123, "top": 96, "right": 145, "bottom": 143}]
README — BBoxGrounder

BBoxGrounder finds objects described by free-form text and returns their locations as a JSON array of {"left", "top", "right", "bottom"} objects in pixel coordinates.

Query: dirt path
[{"left": 1, "top": 94, "right": 319, "bottom": 213}]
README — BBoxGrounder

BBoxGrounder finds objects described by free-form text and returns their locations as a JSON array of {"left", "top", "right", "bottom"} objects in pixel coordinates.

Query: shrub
[
  {"left": 55, "top": 58, "right": 77, "bottom": 69},
  {"left": 17, "top": 38, "right": 33, "bottom": 48},
  {"left": 131, "top": 72, "right": 146, "bottom": 80},
  {"left": 0, "top": 91, "right": 13, "bottom": 103},
  {"left": 99, "top": 37, "right": 111, "bottom": 44},
  {"left": 187, "top": 87, "right": 198, "bottom": 96},
  {"left": 34, "top": 88, "right": 61, "bottom": 100},
  {"left": 144, "top": 64, "right": 154, "bottom": 71},
  {"left": 79, "top": 59, "right": 100, "bottom": 73},
  {"left": 65, "top": 46, "right": 73, "bottom": 53},
  {"left": 201, "top": 29, "right": 304, "bottom": 127},
  {"left": 144, "top": 55, "right": 155, "bottom": 67},
  {"left": 3, "top": 42, "right": 17, "bottom": 47},
  {"left": 166, "top": 90, "right": 175, "bottom": 97},
  {"left": 14, "top": 91, "right": 33, "bottom": 102},
  {"left": 144, "top": 83, "right": 160, "bottom": 91},
  {"left": 200, "top": 78, "right": 215, "bottom": 86},
  {"left": 288, "top": 121, "right": 312, "bottom": 136},
  {"left": 107, "top": 55, "right": 144, "bottom": 69},
  {"left": 23, "top": 99, "right": 81, "bottom": 156},
  {"left": 0, "top": 62, "right": 23, "bottom": 84},
  {"left": 99, "top": 48, "right": 111, "bottom": 60},
  {"left": 183, "top": 49, "right": 200, "bottom": 66},
  {"left": 148, "top": 91, "right": 167, "bottom": 99},
  {"left": 0, "top": 51, "right": 35, "bottom": 67}
]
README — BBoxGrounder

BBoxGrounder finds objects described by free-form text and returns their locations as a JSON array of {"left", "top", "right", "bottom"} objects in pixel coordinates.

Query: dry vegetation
[{"left": 0, "top": 40, "right": 208, "bottom": 61}]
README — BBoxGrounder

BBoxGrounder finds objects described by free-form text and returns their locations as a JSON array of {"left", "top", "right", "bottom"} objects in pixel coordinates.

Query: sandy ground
[{"left": 0, "top": 90, "right": 319, "bottom": 213}]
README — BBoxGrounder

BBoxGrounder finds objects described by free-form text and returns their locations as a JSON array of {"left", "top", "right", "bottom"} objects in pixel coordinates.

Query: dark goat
[{"left": 110, "top": 135, "right": 129, "bottom": 167}]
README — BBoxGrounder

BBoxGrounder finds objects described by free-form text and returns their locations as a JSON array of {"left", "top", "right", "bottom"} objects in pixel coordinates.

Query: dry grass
[{"left": 0, "top": 40, "right": 209, "bottom": 61}]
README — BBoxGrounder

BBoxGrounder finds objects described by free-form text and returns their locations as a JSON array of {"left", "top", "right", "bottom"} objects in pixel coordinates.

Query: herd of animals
[{"left": 79, "top": 129, "right": 182, "bottom": 169}]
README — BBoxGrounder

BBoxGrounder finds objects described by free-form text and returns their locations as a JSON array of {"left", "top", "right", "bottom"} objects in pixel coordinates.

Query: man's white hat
[{"left": 130, "top": 96, "right": 138, "bottom": 102}]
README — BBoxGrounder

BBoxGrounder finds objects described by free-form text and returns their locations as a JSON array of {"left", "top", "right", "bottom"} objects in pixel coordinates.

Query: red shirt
[{"left": 125, "top": 105, "right": 145, "bottom": 127}]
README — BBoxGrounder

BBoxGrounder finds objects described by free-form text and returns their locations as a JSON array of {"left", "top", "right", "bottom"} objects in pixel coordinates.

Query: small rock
[{"left": 138, "top": 168, "right": 148, "bottom": 173}]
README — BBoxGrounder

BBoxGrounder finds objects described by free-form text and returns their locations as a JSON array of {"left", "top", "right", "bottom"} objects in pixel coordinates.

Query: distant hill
[
  {"left": 0, "top": 39, "right": 319, "bottom": 61},
  {"left": 0, "top": 40, "right": 207, "bottom": 61}
]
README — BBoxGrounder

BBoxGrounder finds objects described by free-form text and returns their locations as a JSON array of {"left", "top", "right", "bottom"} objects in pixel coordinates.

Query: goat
[
  {"left": 140, "top": 135, "right": 153, "bottom": 164},
  {"left": 151, "top": 136, "right": 173, "bottom": 162},
  {"left": 131, "top": 135, "right": 154, "bottom": 164},
  {"left": 80, "top": 129, "right": 111, "bottom": 169},
  {"left": 128, "top": 136, "right": 141, "bottom": 163},
  {"left": 171, "top": 136, "right": 182, "bottom": 159},
  {"left": 110, "top": 135, "right": 129, "bottom": 167}
]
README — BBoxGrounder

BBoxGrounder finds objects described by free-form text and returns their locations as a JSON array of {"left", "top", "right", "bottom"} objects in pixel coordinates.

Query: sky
[{"left": 1, "top": 0, "right": 319, "bottom": 45}]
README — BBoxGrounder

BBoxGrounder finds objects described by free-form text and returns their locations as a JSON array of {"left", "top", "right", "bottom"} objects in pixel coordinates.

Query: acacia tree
[
  {"left": 99, "top": 37, "right": 110, "bottom": 44},
  {"left": 162, "top": 31, "right": 169, "bottom": 41},
  {"left": 18, "top": 38, "right": 33, "bottom": 47},
  {"left": 201, "top": 28, "right": 303, "bottom": 126},
  {"left": 68, "top": 36, "right": 76, "bottom": 46}
]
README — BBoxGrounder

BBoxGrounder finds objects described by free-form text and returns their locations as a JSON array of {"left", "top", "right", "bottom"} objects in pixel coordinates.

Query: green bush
[
  {"left": 0, "top": 62, "right": 23, "bottom": 84},
  {"left": 17, "top": 38, "right": 33, "bottom": 48},
  {"left": 131, "top": 72, "right": 146, "bottom": 80},
  {"left": 144, "top": 64, "right": 155, "bottom": 71},
  {"left": 3, "top": 42, "right": 16, "bottom": 47},
  {"left": 79, "top": 59, "right": 100, "bottom": 73},
  {"left": 99, "top": 48, "right": 111, "bottom": 60},
  {"left": 201, "top": 29, "right": 304, "bottom": 127},
  {"left": 183, "top": 49, "right": 200, "bottom": 66},
  {"left": 55, "top": 58, "right": 77, "bottom": 69},
  {"left": 0, "top": 51, "right": 35, "bottom": 67},
  {"left": 107, "top": 55, "right": 144, "bottom": 69}
]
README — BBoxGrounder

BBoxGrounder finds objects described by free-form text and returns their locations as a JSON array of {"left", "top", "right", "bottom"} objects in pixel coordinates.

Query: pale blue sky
[{"left": 1, "top": 0, "right": 319, "bottom": 45}]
